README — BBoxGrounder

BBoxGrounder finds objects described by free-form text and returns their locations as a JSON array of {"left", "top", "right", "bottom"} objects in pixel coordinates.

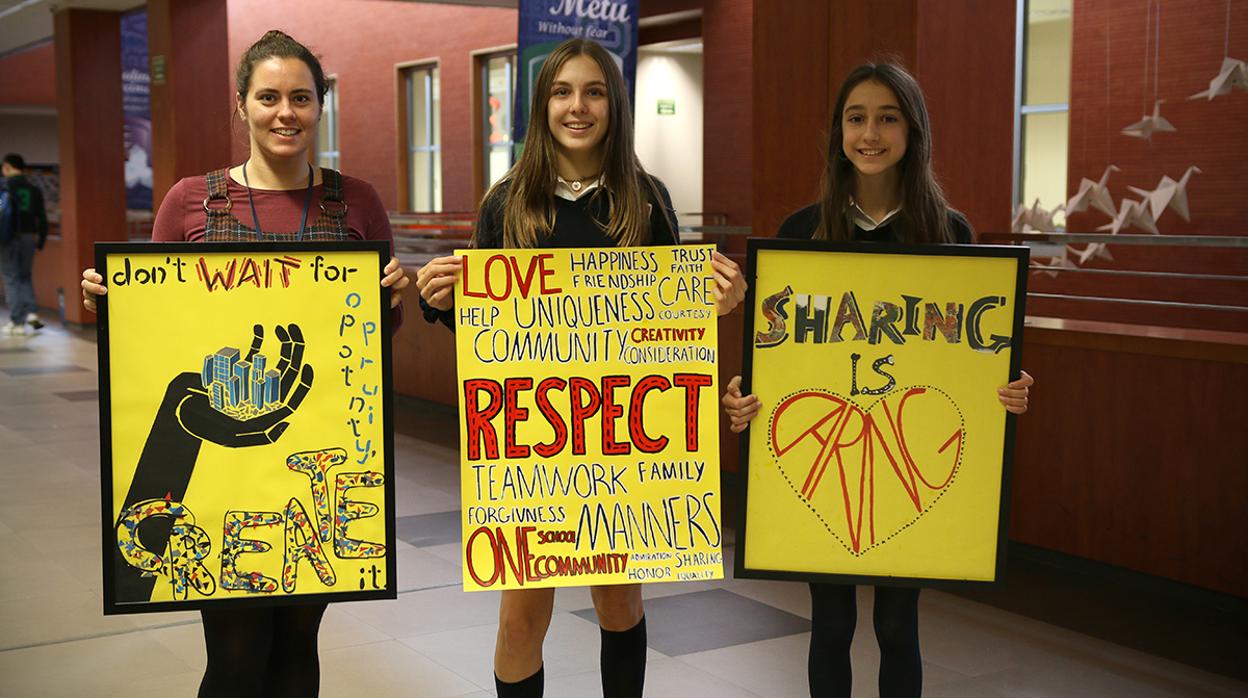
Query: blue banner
[
  {"left": 120, "top": 9, "right": 152, "bottom": 211},
  {"left": 514, "top": 0, "right": 639, "bottom": 143}
]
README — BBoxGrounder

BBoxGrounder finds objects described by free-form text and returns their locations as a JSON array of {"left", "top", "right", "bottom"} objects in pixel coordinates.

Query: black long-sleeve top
[{"left": 776, "top": 203, "right": 973, "bottom": 244}]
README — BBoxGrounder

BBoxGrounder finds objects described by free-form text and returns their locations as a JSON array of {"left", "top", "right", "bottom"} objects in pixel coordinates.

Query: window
[
  {"left": 317, "top": 78, "right": 339, "bottom": 171},
  {"left": 482, "top": 53, "right": 517, "bottom": 191},
  {"left": 1014, "top": 0, "right": 1073, "bottom": 223},
  {"left": 405, "top": 65, "right": 441, "bottom": 212}
]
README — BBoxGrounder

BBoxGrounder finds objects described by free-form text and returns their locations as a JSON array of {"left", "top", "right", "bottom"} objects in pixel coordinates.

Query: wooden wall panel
[
  {"left": 1010, "top": 323, "right": 1248, "bottom": 596},
  {"left": 916, "top": 0, "right": 1016, "bottom": 235},
  {"left": 53, "top": 9, "right": 126, "bottom": 326},
  {"left": 751, "top": 0, "right": 831, "bottom": 237},
  {"left": 702, "top": 0, "right": 753, "bottom": 231},
  {"left": 148, "top": 0, "right": 233, "bottom": 210}
]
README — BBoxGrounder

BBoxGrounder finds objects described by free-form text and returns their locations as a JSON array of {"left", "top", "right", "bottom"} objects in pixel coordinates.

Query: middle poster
[{"left": 455, "top": 246, "right": 722, "bottom": 590}]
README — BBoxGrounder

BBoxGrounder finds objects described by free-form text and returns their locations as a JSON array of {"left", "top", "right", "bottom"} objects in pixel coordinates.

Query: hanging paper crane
[
  {"left": 1121, "top": 100, "right": 1176, "bottom": 139},
  {"left": 1066, "top": 165, "right": 1120, "bottom": 219},
  {"left": 1189, "top": 57, "right": 1248, "bottom": 100},
  {"left": 1077, "top": 243, "right": 1115, "bottom": 264},
  {"left": 1127, "top": 166, "right": 1202, "bottom": 221},
  {"left": 1012, "top": 199, "right": 1063, "bottom": 233},
  {"left": 1098, "top": 198, "right": 1160, "bottom": 235}
]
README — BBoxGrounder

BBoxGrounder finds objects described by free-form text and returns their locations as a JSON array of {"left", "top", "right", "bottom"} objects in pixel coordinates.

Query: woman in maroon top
[{"left": 81, "top": 30, "right": 407, "bottom": 698}]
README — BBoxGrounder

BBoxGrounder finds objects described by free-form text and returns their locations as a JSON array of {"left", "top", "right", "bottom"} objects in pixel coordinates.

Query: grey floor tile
[
  {"left": 573, "top": 587, "right": 809, "bottom": 656},
  {"left": 1, "top": 364, "right": 89, "bottom": 375},
  {"left": 54, "top": 389, "right": 99, "bottom": 401},
  {"left": 396, "top": 509, "right": 463, "bottom": 548}
]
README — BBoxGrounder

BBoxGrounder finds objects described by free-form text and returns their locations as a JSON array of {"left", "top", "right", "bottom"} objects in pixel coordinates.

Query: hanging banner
[
  {"left": 97, "top": 242, "right": 396, "bottom": 614},
  {"left": 514, "top": 0, "right": 639, "bottom": 143},
  {"left": 737, "top": 240, "right": 1028, "bottom": 587},
  {"left": 455, "top": 245, "right": 722, "bottom": 591},
  {"left": 120, "top": 9, "right": 152, "bottom": 211}
]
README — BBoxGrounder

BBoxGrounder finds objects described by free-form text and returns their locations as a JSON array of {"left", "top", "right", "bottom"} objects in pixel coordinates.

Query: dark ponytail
[{"left": 235, "top": 30, "right": 328, "bottom": 106}]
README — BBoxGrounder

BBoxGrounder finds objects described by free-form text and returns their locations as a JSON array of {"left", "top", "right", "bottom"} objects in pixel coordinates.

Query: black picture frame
[
  {"left": 96, "top": 241, "right": 398, "bottom": 614},
  {"left": 734, "top": 238, "right": 1029, "bottom": 590}
]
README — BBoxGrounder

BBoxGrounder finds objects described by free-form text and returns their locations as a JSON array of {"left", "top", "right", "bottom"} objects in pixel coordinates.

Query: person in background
[{"left": 1, "top": 153, "right": 49, "bottom": 335}]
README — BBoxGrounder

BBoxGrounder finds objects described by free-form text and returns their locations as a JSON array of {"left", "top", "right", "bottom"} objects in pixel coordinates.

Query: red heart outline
[{"left": 765, "top": 386, "right": 965, "bottom": 555}]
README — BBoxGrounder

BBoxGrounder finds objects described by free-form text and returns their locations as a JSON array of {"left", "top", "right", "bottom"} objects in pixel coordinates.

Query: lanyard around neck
[{"left": 242, "top": 161, "right": 315, "bottom": 240}]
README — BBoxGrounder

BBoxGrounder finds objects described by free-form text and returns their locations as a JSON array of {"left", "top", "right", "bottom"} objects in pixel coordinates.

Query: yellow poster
[
  {"left": 455, "top": 246, "right": 723, "bottom": 591},
  {"left": 738, "top": 240, "right": 1027, "bottom": 585},
  {"left": 98, "top": 242, "right": 395, "bottom": 614}
]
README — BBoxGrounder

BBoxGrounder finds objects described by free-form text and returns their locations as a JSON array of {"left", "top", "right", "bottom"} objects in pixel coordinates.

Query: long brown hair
[
  {"left": 475, "top": 39, "right": 661, "bottom": 248},
  {"left": 816, "top": 62, "right": 952, "bottom": 243}
]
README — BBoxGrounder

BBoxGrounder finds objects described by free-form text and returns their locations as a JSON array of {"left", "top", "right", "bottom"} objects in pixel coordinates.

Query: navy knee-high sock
[
  {"left": 495, "top": 665, "right": 544, "bottom": 698},
  {"left": 600, "top": 616, "right": 646, "bottom": 698}
]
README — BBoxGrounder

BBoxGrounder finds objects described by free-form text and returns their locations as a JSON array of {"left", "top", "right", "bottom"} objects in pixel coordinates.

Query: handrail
[{"left": 980, "top": 232, "right": 1248, "bottom": 247}]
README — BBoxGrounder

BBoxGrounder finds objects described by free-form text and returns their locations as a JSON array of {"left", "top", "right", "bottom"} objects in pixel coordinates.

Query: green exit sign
[{"left": 657, "top": 99, "right": 675, "bottom": 115}]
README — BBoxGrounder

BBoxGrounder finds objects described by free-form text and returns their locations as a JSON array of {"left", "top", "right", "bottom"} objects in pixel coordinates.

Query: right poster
[{"left": 737, "top": 239, "right": 1028, "bottom": 587}]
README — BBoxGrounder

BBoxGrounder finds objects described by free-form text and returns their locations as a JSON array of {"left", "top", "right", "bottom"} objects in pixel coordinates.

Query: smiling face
[
  {"left": 841, "top": 79, "right": 909, "bottom": 180},
  {"left": 546, "top": 54, "right": 610, "bottom": 166},
  {"left": 239, "top": 56, "right": 321, "bottom": 163}
]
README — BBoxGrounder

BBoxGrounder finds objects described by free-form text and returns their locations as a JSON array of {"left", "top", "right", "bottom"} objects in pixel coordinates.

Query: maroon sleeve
[{"left": 152, "top": 177, "right": 207, "bottom": 243}]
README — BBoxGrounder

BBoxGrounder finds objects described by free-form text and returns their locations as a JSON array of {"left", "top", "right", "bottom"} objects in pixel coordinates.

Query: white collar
[
  {"left": 849, "top": 198, "right": 901, "bottom": 231},
  {"left": 555, "top": 174, "right": 604, "bottom": 201}
]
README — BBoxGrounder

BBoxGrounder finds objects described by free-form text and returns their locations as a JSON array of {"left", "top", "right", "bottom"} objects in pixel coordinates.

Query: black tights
[
  {"left": 198, "top": 603, "right": 327, "bottom": 698},
  {"left": 808, "top": 584, "right": 921, "bottom": 698}
]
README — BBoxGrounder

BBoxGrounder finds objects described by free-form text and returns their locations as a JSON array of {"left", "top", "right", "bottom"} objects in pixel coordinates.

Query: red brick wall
[
  {"left": 227, "top": 0, "right": 517, "bottom": 212},
  {"left": 0, "top": 42, "right": 56, "bottom": 106},
  {"left": 1031, "top": 0, "right": 1248, "bottom": 331}
]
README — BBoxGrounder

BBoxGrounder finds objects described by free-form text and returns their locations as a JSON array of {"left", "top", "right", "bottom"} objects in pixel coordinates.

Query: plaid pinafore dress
[{"left": 201, "top": 167, "right": 350, "bottom": 241}]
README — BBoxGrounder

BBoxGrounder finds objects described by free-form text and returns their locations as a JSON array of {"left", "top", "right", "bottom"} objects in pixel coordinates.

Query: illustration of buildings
[
  {"left": 199, "top": 346, "right": 279, "bottom": 416},
  {"left": 265, "top": 369, "right": 280, "bottom": 405}
]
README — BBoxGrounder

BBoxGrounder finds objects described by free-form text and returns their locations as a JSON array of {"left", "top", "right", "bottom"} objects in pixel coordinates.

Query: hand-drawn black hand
[
  {"left": 113, "top": 323, "right": 315, "bottom": 603},
  {"left": 174, "top": 324, "right": 315, "bottom": 447}
]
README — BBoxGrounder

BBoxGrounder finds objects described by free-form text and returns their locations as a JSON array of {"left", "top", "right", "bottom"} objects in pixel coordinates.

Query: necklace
[
  {"left": 242, "top": 161, "right": 315, "bottom": 240},
  {"left": 564, "top": 173, "right": 599, "bottom": 193}
]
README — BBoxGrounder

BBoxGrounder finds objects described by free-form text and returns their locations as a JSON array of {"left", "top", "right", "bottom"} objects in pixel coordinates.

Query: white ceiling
[{"left": 0, "top": 0, "right": 142, "bottom": 57}]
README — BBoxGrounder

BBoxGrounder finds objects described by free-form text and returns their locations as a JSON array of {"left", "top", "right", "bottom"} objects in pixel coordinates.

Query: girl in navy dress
[{"left": 721, "top": 61, "right": 1033, "bottom": 698}]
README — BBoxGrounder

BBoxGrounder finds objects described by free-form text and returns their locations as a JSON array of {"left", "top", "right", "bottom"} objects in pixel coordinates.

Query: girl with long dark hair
[
  {"left": 721, "top": 61, "right": 1033, "bottom": 698},
  {"left": 416, "top": 38, "right": 745, "bottom": 698}
]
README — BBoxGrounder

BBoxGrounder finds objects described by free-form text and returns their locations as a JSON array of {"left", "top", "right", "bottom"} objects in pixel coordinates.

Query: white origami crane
[
  {"left": 1098, "top": 198, "right": 1159, "bottom": 235},
  {"left": 1012, "top": 198, "right": 1063, "bottom": 233},
  {"left": 1127, "top": 166, "right": 1202, "bottom": 221},
  {"left": 1121, "top": 100, "right": 1177, "bottom": 140},
  {"left": 1189, "top": 57, "right": 1248, "bottom": 100},
  {"left": 1031, "top": 250, "right": 1073, "bottom": 278},
  {"left": 1066, "top": 165, "right": 1120, "bottom": 219},
  {"left": 1076, "top": 242, "right": 1115, "bottom": 264}
]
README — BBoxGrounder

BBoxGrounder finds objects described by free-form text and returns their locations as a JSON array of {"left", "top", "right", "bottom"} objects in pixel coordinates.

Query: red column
[
  {"left": 54, "top": 8, "right": 127, "bottom": 326},
  {"left": 147, "top": 0, "right": 233, "bottom": 211}
]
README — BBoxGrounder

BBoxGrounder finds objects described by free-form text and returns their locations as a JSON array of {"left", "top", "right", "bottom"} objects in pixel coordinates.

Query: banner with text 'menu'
[{"left": 455, "top": 246, "right": 722, "bottom": 591}]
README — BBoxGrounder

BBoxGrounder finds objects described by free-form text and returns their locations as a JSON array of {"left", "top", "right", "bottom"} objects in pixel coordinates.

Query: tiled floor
[{"left": 1, "top": 316, "right": 1245, "bottom": 697}]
